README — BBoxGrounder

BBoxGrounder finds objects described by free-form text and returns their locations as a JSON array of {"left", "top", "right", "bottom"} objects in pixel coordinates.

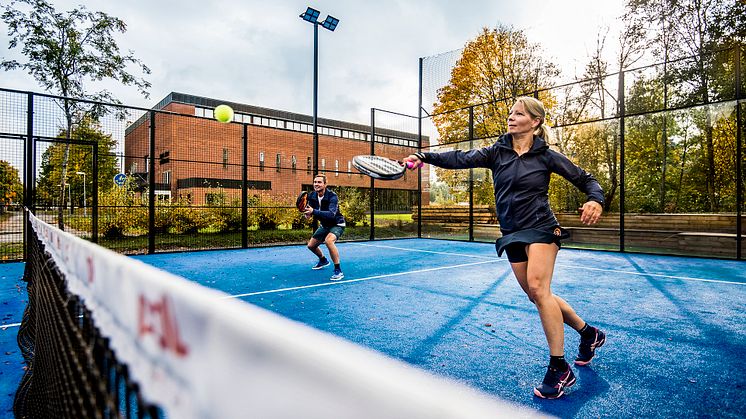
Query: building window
[
  {"left": 223, "top": 148, "right": 229, "bottom": 169},
  {"left": 131, "top": 162, "right": 138, "bottom": 173},
  {"left": 276, "top": 153, "right": 282, "bottom": 172},
  {"left": 347, "top": 161, "right": 351, "bottom": 177},
  {"left": 259, "top": 151, "right": 264, "bottom": 171},
  {"left": 163, "top": 171, "right": 171, "bottom": 185},
  {"left": 291, "top": 155, "right": 297, "bottom": 172},
  {"left": 334, "top": 160, "right": 339, "bottom": 176},
  {"left": 307, "top": 156, "right": 312, "bottom": 174},
  {"left": 321, "top": 158, "right": 326, "bottom": 172},
  {"left": 144, "top": 155, "right": 149, "bottom": 172},
  {"left": 156, "top": 191, "right": 171, "bottom": 202}
]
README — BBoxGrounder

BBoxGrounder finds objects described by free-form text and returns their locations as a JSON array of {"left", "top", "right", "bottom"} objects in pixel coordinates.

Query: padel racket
[
  {"left": 295, "top": 191, "right": 309, "bottom": 212},
  {"left": 352, "top": 155, "right": 422, "bottom": 181}
]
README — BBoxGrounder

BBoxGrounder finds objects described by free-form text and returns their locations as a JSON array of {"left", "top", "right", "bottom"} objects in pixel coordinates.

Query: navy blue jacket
[
  {"left": 308, "top": 189, "right": 346, "bottom": 228},
  {"left": 419, "top": 134, "right": 604, "bottom": 233}
]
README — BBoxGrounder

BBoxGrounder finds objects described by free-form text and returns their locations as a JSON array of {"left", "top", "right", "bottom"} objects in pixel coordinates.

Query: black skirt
[{"left": 495, "top": 225, "right": 570, "bottom": 257}]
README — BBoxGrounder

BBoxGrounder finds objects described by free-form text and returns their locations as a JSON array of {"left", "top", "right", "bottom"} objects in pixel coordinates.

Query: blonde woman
[{"left": 404, "top": 97, "right": 606, "bottom": 399}]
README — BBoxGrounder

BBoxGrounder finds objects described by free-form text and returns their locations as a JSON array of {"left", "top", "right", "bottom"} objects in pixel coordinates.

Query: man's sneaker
[
  {"left": 533, "top": 363, "right": 576, "bottom": 399},
  {"left": 312, "top": 258, "right": 330, "bottom": 270},
  {"left": 330, "top": 269, "right": 344, "bottom": 281},
  {"left": 575, "top": 327, "right": 606, "bottom": 366}
]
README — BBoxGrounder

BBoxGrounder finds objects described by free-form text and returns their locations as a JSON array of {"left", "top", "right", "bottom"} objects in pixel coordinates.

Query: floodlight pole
[
  {"left": 300, "top": 7, "right": 338, "bottom": 177},
  {"left": 313, "top": 22, "right": 319, "bottom": 175}
]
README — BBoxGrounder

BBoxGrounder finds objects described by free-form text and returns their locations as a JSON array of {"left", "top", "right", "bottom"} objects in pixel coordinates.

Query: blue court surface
[{"left": 1, "top": 239, "right": 745, "bottom": 418}]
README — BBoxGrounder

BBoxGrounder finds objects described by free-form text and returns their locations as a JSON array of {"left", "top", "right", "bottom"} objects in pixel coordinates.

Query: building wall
[{"left": 124, "top": 101, "right": 425, "bottom": 206}]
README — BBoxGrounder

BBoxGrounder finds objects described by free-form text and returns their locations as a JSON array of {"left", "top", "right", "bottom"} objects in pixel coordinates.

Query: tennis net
[{"left": 15, "top": 210, "right": 544, "bottom": 418}]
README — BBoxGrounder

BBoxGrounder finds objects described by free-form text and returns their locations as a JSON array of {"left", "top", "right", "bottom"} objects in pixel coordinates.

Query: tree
[
  {"left": 551, "top": 16, "right": 648, "bottom": 213},
  {"left": 1, "top": 0, "right": 150, "bottom": 228},
  {"left": 624, "top": 0, "right": 745, "bottom": 211},
  {"left": 0, "top": 160, "right": 23, "bottom": 213},
  {"left": 35, "top": 117, "right": 119, "bottom": 210},
  {"left": 430, "top": 26, "right": 559, "bottom": 205}
]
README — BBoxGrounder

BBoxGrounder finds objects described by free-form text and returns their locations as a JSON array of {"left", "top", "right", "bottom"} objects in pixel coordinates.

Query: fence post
[
  {"left": 148, "top": 110, "right": 156, "bottom": 254},
  {"left": 417, "top": 57, "right": 423, "bottom": 239},
  {"left": 618, "top": 69, "right": 626, "bottom": 252},
  {"left": 468, "top": 106, "right": 474, "bottom": 242},
  {"left": 242, "top": 122, "right": 248, "bottom": 248},
  {"left": 24, "top": 92, "right": 35, "bottom": 260},
  {"left": 736, "top": 44, "right": 742, "bottom": 260},
  {"left": 370, "top": 108, "right": 375, "bottom": 241}
]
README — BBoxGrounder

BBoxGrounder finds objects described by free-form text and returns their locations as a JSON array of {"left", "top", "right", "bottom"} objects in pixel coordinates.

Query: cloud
[{"left": 1, "top": 0, "right": 626, "bottom": 126}]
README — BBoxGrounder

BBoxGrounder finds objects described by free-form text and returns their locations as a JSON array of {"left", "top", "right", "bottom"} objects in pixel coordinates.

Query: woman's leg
[
  {"left": 523, "top": 243, "right": 563, "bottom": 355},
  {"left": 511, "top": 251, "right": 585, "bottom": 332}
]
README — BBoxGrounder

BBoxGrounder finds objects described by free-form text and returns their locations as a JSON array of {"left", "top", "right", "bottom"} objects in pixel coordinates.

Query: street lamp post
[
  {"left": 299, "top": 7, "right": 339, "bottom": 176},
  {"left": 76, "top": 171, "right": 87, "bottom": 216},
  {"left": 61, "top": 183, "right": 72, "bottom": 214}
]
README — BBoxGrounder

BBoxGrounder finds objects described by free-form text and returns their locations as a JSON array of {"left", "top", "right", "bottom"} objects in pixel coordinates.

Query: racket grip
[{"left": 405, "top": 160, "right": 424, "bottom": 169}]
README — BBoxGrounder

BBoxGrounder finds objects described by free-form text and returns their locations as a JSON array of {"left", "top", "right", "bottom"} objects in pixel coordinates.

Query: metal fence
[
  {"left": 0, "top": 44, "right": 743, "bottom": 261},
  {"left": 414, "top": 44, "right": 744, "bottom": 260},
  {"left": 0, "top": 88, "right": 420, "bottom": 261}
]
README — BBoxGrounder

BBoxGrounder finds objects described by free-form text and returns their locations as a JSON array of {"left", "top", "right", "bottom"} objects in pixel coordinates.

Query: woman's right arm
[{"left": 405, "top": 146, "right": 494, "bottom": 170}]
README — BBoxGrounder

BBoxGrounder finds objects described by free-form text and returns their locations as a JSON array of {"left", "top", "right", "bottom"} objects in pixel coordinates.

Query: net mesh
[
  {"left": 15, "top": 209, "right": 541, "bottom": 419},
  {"left": 15, "top": 215, "right": 159, "bottom": 418}
]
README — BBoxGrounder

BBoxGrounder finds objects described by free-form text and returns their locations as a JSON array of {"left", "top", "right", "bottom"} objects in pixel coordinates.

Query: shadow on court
[
  {"left": 3, "top": 239, "right": 743, "bottom": 418},
  {"left": 132, "top": 239, "right": 745, "bottom": 418}
]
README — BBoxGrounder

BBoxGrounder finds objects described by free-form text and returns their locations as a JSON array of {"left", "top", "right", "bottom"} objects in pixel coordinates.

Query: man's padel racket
[
  {"left": 352, "top": 155, "right": 422, "bottom": 181},
  {"left": 295, "top": 191, "right": 309, "bottom": 212}
]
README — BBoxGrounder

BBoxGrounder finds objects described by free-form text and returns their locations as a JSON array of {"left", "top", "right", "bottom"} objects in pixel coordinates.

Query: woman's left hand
[{"left": 578, "top": 201, "right": 603, "bottom": 225}]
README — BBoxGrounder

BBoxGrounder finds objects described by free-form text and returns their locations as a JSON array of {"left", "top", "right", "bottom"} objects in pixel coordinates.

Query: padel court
[
  {"left": 125, "top": 238, "right": 745, "bottom": 418},
  {"left": 1, "top": 238, "right": 744, "bottom": 418}
]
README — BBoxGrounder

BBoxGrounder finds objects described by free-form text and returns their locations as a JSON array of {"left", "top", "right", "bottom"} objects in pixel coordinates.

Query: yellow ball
[{"left": 214, "top": 104, "right": 234, "bottom": 123}]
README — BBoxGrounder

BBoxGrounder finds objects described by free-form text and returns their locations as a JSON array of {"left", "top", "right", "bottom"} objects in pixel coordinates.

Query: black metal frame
[{"left": 411, "top": 44, "right": 744, "bottom": 260}]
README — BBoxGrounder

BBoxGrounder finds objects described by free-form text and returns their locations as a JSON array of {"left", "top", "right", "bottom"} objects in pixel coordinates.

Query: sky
[{"left": 1, "top": 0, "right": 626, "bottom": 127}]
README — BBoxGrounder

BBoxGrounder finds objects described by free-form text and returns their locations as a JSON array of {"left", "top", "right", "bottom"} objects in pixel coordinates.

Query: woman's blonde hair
[{"left": 515, "top": 96, "right": 551, "bottom": 142}]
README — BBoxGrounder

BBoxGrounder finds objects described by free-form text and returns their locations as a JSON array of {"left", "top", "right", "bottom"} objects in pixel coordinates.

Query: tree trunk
[{"left": 57, "top": 102, "right": 73, "bottom": 230}]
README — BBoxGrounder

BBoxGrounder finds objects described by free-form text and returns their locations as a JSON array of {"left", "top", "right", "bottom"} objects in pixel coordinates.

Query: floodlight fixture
[
  {"left": 299, "top": 7, "right": 320, "bottom": 23},
  {"left": 321, "top": 15, "right": 339, "bottom": 31}
]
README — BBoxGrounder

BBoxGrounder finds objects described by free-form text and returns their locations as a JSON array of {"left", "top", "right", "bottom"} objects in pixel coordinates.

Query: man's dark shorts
[{"left": 312, "top": 225, "right": 345, "bottom": 241}]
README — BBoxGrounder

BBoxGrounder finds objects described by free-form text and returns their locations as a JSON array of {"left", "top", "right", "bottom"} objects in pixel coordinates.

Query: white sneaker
[{"left": 330, "top": 269, "right": 344, "bottom": 281}]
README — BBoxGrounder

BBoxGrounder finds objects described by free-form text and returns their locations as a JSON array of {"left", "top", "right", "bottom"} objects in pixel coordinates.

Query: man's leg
[
  {"left": 325, "top": 233, "right": 340, "bottom": 264},
  {"left": 307, "top": 237, "right": 324, "bottom": 259}
]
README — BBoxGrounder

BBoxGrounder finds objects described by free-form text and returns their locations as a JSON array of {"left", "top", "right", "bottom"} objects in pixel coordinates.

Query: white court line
[
  {"left": 350, "top": 242, "right": 745, "bottom": 286},
  {"left": 556, "top": 263, "right": 746, "bottom": 285},
  {"left": 223, "top": 259, "right": 501, "bottom": 299},
  {"left": 350, "top": 242, "right": 497, "bottom": 260},
  {"left": 2, "top": 322, "right": 21, "bottom": 329}
]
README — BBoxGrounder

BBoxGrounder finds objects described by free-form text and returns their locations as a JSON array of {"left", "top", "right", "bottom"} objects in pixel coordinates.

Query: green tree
[
  {"left": 0, "top": 160, "right": 23, "bottom": 213},
  {"left": 36, "top": 117, "right": 119, "bottom": 209},
  {"left": 431, "top": 26, "right": 559, "bottom": 205},
  {"left": 2, "top": 0, "right": 150, "bottom": 228},
  {"left": 555, "top": 26, "right": 645, "bottom": 211},
  {"left": 624, "top": 0, "right": 745, "bottom": 211}
]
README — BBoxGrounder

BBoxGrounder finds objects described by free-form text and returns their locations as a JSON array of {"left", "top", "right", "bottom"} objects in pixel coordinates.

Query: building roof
[{"left": 126, "top": 92, "right": 422, "bottom": 142}]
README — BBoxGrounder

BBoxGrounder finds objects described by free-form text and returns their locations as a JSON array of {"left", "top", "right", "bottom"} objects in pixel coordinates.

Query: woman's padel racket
[
  {"left": 352, "top": 155, "right": 422, "bottom": 180},
  {"left": 295, "top": 191, "right": 309, "bottom": 212}
]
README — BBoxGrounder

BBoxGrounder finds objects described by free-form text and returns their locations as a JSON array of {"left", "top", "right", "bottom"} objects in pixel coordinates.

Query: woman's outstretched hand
[
  {"left": 578, "top": 201, "right": 603, "bottom": 225},
  {"left": 403, "top": 155, "right": 422, "bottom": 169}
]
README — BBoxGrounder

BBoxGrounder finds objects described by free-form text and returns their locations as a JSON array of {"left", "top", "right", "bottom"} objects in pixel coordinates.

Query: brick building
[{"left": 124, "top": 93, "right": 427, "bottom": 209}]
